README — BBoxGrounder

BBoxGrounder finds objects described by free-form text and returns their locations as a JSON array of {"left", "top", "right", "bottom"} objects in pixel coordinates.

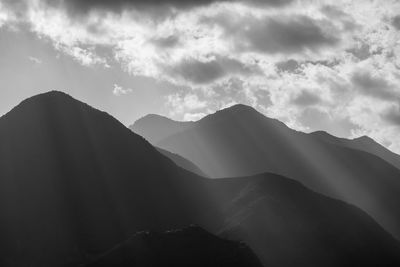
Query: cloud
[
  {"left": 351, "top": 71, "right": 398, "bottom": 101},
  {"left": 165, "top": 56, "right": 262, "bottom": 85},
  {"left": 392, "top": 15, "right": 400, "bottom": 30},
  {"left": 291, "top": 90, "right": 322, "bottom": 106},
  {"left": 382, "top": 106, "right": 400, "bottom": 126},
  {"left": 320, "top": 5, "right": 348, "bottom": 19},
  {"left": 237, "top": 15, "right": 339, "bottom": 54},
  {"left": 55, "top": 0, "right": 294, "bottom": 16},
  {"left": 2, "top": 0, "right": 400, "bottom": 153},
  {"left": 298, "top": 107, "right": 360, "bottom": 137},
  {"left": 166, "top": 93, "right": 207, "bottom": 116},
  {"left": 151, "top": 35, "right": 180, "bottom": 48},
  {"left": 276, "top": 59, "right": 300, "bottom": 73},
  {"left": 28, "top": 56, "right": 42, "bottom": 64},
  {"left": 113, "top": 84, "right": 133, "bottom": 96},
  {"left": 183, "top": 112, "right": 207, "bottom": 121}
]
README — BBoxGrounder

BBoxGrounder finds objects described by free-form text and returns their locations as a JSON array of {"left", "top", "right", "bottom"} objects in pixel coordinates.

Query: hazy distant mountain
[
  {"left": 156, "top": 147, "right": 206, "bottom": 177},
  {"left": 87, "top": 225, "right": 262, "bottom": 267},
  {"left": 310, "top": 130, "right": 400, "bottom": 171},
  {"left": 132, "top": 114, "right": 194, "bottom": 144},
  {"left": 0, "top": 92, "right": 399, "bottom": 266},
  {"left": 132, "top": 104, "right": 400, "bottom": 240}
]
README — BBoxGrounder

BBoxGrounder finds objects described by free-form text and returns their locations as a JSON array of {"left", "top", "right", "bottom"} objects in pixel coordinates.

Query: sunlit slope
[{"left": 133, "top": 104, "right": 400, "bottom": 239}]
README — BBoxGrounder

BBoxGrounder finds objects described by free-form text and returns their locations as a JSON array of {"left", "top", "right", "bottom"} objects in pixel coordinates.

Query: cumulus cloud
[
  {"left": 392, "top": 15, "right": 400, "bottom": 30},
  {"left": 151, "top": 35, "right": 180, "bottom": 48},
  {"left": 28, "top": 56, "right": 42, "bottom": 64},
  {"left": 351, "top": 71, "right": 398, "bottom": 102},
  {"left": 238, "top": 16, "right": 339, "bottom": 54},
  {"left": 183, "top": 112, "right": 207, "bottom": 121},
  {"left": 54, "top": 0, "right": 294, "bottom": 16},
  {"left": 165, "top": 56, "right": 262, "bottom": 85},
  {"left": 276, "top": 59, "right": 300, "bottom": 73},
  {"left": 1, "top": 0, "right": 400, "bottom": 152},
  {"left": 382, "top": 106, "right": 400, "bottom": 126},
  {"left": 113, "top": 84, "right": 133, "bottom": 96},
  {"left": 298, "top": 107, "right": 360, "bottom": 137},
  {"left": 291, "top": 90, "right": 322, "bottom": 106}
]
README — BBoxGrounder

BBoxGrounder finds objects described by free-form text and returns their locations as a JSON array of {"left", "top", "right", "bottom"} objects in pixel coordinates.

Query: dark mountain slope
[
  {"left": 0, "top": 92, "right": 399, "bottom": 266},
  {"left": 0, "top": 91, "right": 222, "bottom": 266},
  {"left": 132, "top": 104, "right": 400, "bottom": 240},
  {"left": 210, "top": 173, "right": 400, "bottom": 267},
  {"left": 87, "top": 225, "right": 262, "bottom": 267}
]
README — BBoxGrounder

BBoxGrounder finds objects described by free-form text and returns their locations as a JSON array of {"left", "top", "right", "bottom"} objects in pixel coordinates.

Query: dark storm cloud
[
  {"left": 291, "top": 90, "right": 322, "bottom": 106},
  {"left": 166, "top": 56, "right": 262, "bottom": 84},
  {"left": 351, "top": 71, "right": 398, "bottom": 101},
  {"left": 392, "top": 15, "right": 400, "bottom": 30},
  {"left": 239, "top": 16, "right": 339, "bottom": 54}
]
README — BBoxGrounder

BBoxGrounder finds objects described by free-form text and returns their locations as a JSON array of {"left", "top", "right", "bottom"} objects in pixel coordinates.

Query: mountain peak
[
  {"left": 24, "top": 90, "right": 75, "bottom": 103},
  {"left": 9, "top": 90, "right": 82, "bottom": 113},
  {"left": 198, "top": 104, "right": 260, "bottom": 123},
  {"left": 221, "top": 104, "right": 259, "bottom": 114}
]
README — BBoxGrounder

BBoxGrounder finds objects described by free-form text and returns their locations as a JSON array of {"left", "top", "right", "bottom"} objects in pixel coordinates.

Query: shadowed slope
[
  {"left": 210, "top": 173, "right": 400, "bottom": 267},
  {"left": 0, "top": 93, "right": 399, "bottom": 267},
  {"left": 87, "top": 225, "right": 262, "bottom": 267},
  {"left": 0, "top": 91, "right": 222, "bottom": 266},
  {"left": 132, "top": 104, "right": 400, "bottom": 239}
]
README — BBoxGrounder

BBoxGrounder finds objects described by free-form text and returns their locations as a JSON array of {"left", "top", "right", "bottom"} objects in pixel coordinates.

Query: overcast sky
[{"left": 0, "top": 0, "right": 400, "bottom": 152}]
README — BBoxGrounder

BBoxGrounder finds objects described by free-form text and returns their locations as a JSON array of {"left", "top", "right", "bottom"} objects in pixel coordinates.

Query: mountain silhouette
[
  {"left": 0, "top": 92, "right": 399, "bottom": 266},
  {"left": 131, "top": 104, "right": 400, "bottom": 240},
  {"left": 0, "top": 91, "right": 222, "bottom": 266},
  {"left": 86, "top": 225, "right": 262, "bottom": 267}
]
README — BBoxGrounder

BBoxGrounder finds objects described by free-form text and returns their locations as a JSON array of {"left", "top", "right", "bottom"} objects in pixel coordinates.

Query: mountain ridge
[
  {"left": 132, "top": 103, "right": 400, "bottom": 240},
  {"left": 1, "top": 92, "right": 399, "bottom": 266}
]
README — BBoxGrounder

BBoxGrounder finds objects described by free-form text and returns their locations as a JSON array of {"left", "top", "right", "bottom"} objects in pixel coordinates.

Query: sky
[{"left": 0, "top": 0, "right": 399, "bottom": 152}]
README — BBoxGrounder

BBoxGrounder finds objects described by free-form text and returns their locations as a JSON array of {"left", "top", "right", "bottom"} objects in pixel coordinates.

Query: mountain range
[
  {"left": 132, "top": 104, "right": 400, "bottom": 240},
  {"left": 87, "top": 225, "right": 262, "bottom": 267},
  {"left": 0, "top": 92, "right": 399, "bottom": 266}
]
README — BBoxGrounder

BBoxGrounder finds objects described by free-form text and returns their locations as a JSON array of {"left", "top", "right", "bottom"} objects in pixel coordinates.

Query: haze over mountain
[
  {"left": 0, "top": 92, "right": 399, "bottom": 266},
  {"left": 156, "top": 147, "right": 206, "bottom": 177},
  {"left": 132, "top": 104, "right": 400, "bottom": 240}
]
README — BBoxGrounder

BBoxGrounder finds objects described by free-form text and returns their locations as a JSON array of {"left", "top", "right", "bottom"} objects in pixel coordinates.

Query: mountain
[
  {"left": 310, "top": 131, "right": 400, "bottom": 170},
  {"left": 131, "top": 104, "right": 400, "bottom": 240},
  {"left": 0, "top": 91, "right": 222, "bottom": 266},
  {"left": 132, "top": 114, "right": 194, "bottom": 144},
  {"left": 0, "top": 92, "right": 399, "bottom": 266},
  {"left": 156, "top": 147, "right": 206, "bottom": 177},
  {"left": 86, "top": 225, "right": 262, "bottom": 267},
  {"left": 214, "top": 173, "right": 400, "bottom": 267}
]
